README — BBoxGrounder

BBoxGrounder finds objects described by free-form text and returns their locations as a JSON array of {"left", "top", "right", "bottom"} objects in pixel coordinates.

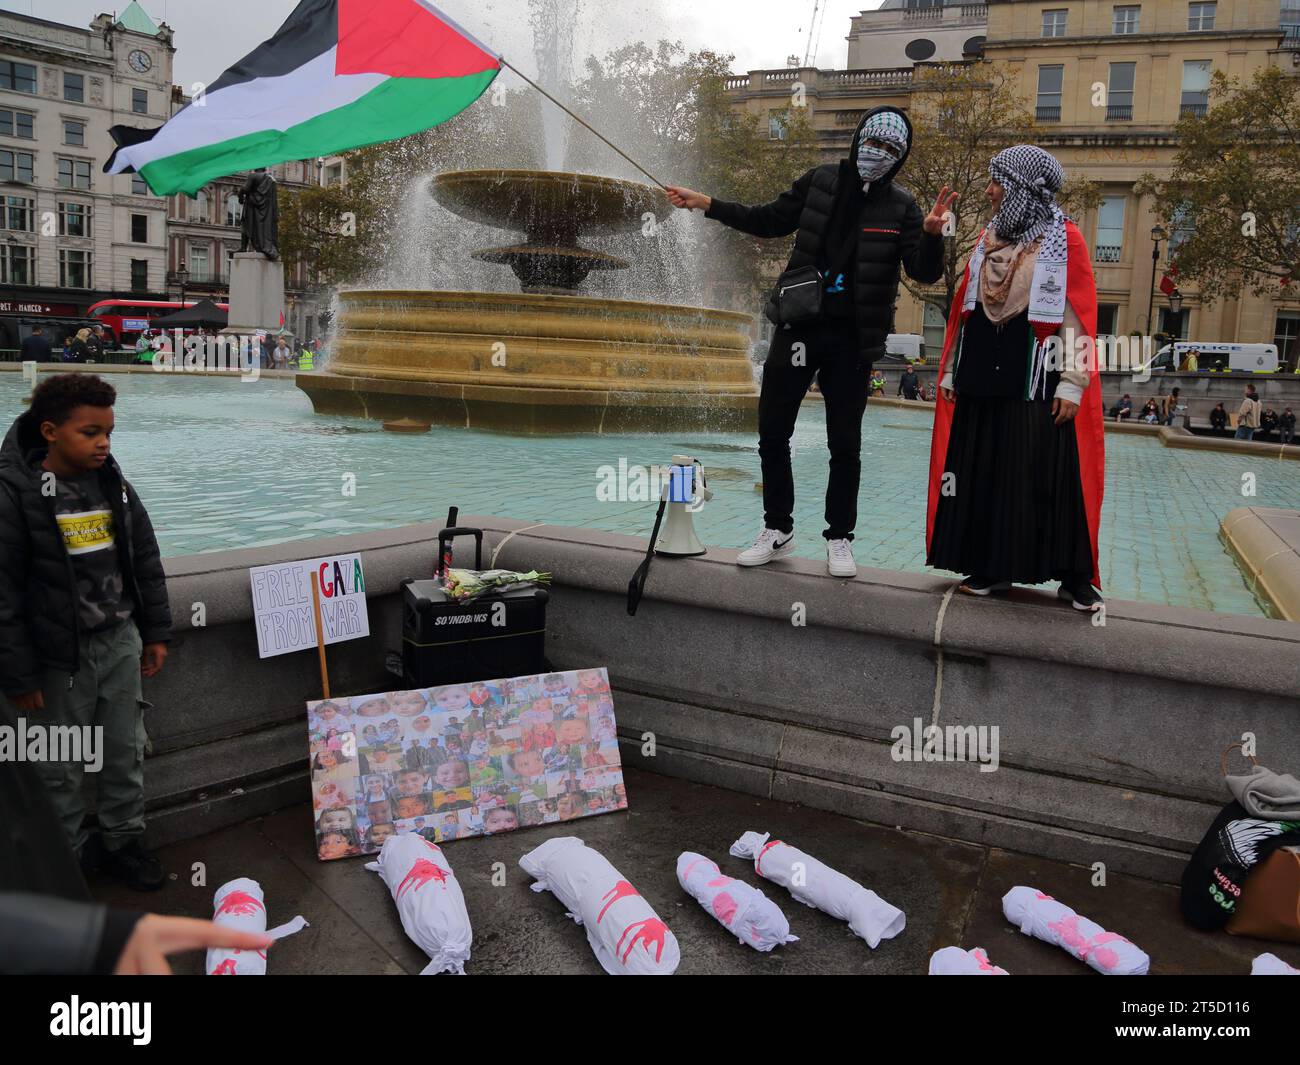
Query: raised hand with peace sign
[{"left": 922, "top": 186, "right": 960, "bottom": 236}]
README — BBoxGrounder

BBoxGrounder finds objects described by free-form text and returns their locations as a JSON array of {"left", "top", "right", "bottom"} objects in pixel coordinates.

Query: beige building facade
[
  {"left": 847, "top": 1, "right": 989, "bottom": 69},
  {"left": 723, "top": 0, "right": 1300, "bottom": 364},
  {"left": 0, "top": 4, "right": 172, "bottom": 305}
]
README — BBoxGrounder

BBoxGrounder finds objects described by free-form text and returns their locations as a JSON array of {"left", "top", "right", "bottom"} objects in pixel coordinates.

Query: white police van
[{"left": 1147, "top": 341, "right": 1279, "bottom": 373}]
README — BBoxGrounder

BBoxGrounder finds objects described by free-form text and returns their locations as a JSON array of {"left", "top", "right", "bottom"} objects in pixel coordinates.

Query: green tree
[
  {"left": 1136, "top": 66, "right": 1300, "bottom": 302},
  {"left": 554, "top": 39, "right": 820, "bottom": 308}
]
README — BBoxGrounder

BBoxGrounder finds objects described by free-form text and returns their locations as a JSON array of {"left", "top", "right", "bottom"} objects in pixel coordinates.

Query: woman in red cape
[{"left": 925, "top": 145, "right": 1105, "bottom": 611}]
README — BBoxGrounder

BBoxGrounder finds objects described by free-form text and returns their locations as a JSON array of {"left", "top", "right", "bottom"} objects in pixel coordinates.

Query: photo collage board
[{"left": 307, "top": 667, "right": 626, "bottom": 861}]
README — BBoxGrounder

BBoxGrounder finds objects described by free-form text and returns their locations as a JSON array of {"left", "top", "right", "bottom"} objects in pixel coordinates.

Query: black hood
[
  {"left": 0, "top": 410, "right": 48, "bottom": 484},
  {"left": 846, "top": 105, "right": 914, "bottom": 188}
]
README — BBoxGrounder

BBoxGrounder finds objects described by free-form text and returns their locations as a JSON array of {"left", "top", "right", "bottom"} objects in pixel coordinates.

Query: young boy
[{"left": 0, "top": 374, "right": 172, "bottom": 890}]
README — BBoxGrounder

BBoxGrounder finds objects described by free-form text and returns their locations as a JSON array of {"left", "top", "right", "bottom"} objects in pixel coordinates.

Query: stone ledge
[
  {"left": 123, "top": 515, "right": 1299, "bottom": 881},
  {"left": 1221, "top": 507, "right": 1300, "bottom": 621}
]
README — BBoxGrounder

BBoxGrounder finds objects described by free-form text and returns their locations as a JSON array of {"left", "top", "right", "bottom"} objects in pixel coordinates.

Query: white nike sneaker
[
  {"left": 736, "top": 527, "right": 795, "bottom": 567},
  {"left": 827, "top": 538, "right": 857, "bottom": 578}
]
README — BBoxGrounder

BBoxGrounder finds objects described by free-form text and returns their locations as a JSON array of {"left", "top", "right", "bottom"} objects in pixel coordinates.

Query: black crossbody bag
[{"left": 768, "top": 265, "right": 823, "bottom": 326}]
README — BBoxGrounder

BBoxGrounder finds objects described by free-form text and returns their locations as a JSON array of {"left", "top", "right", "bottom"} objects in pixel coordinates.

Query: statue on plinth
[{"left": 238, "top": 168, "right": 279, "bottom": 260}]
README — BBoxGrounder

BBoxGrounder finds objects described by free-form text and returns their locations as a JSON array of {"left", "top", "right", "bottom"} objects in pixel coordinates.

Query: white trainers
[
  {"left": 737, "top": 527, "right": 795, "bottom": 567},
  {"left": 827, "top": 538, "right": 857, "bottom": 578}
]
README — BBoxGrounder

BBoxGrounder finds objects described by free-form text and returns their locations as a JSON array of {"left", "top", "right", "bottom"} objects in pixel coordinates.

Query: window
[
  {"left": 57, "top": 158, "right": 91, "bottom": 190},
  {"left": 1168, "top": 204, "right": 1195, "bottom": 256},
  {"left": 768, "top": 109, "right": 788, "bottom": 141},
  {"left": 1095, "top": 196, "right": 1126, "bottom": 262},
  {"left": 1113, "top": 6, "right": 1140, "bottom": 34},
  {"left": 2, "top": 195, "right": 33, "bottom": 231},
  {"left": 131, "top": 259, "right": 149, "bottom": 292},
  {"left": 193, "top": 189, "right": 209, "bottom": 223},
  {"left": 1286, "top": 2, "right": 1300, "bottom": 37},
  {"left": 1, "top": 243, "right": 34, "bottom": 284},
  {"left": 189, "top": 245, "right": 210, "bottom": 282},
  {"left": 132, "top": 174, "right": 149, "bottom": 196},
  {"left": 923, "top": 302, "right": 946, "bottom": 356},
  {"left": 63, "top": 73, "right": 84, "bottom": 103},
  {"left": 1188, "top": 2, "right": 1216, "bottom": 30},
  {"left": 0, "top": 150, "right": 35, "bottom": 183},
  {"left": 1107, "top": 62, "right": 1135, "bottom": 121},
  {"left": 226, "top": 191, "right": 242, "bottom": 226},
  {"left": 58, "top": 201, "right": 90, "bottom": 237},
  {"left": 1097, "top": 304, "right": 1119, "bottom": 337},
  {"left": 1180, "top": 61, "right": 1211, "bottom": 117},
  {"left": 58, "top": 249, "right": 92, "bottom": 289},
  {"left": 1275, "top": 312, "right": 1300, "bottom": 370},
  {"left": 1158, "top": 307, "right": 1188, "bottom": 340},
  {"left": 1042, "top": 9, "right": 1068, "bottom": 37},
  {"left": 0, "top": 62, "right": 37, "bottom": 94},
  {"left": 1036, "top": 65, "right": 1064, "bottom": 121},
  {"left": 905, "top": 38, "right": 937, "bottom": 61},
  {"left": 63, "top": 120, "right": 85, "bottom": 147},
  {"left": 131, "top": 214, "right": 148, "bottom": 243},
  {"left": 0, "top": 110, "right": 34, "bottom": 139},
  {"left": 132, "top": 88, "right": 148, "bottom": 114}
]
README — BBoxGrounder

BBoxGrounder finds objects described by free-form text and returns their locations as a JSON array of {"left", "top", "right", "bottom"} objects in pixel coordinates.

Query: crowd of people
[{"left": 15, "top": 322, "right": 327, "bottom": 371}]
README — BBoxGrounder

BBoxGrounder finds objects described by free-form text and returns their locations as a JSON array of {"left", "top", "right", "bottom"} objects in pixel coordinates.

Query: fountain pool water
[{"left": 12, "top": 373, "right": 1296, "bottom": 618}]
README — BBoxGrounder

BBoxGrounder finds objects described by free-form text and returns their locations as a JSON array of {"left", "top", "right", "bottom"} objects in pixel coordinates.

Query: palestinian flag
[{"left": 106, "top": 0, "right": 501, "bottom": 196}]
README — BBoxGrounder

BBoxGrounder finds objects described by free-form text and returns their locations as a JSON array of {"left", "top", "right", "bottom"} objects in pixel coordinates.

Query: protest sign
[{"left": 249, "top": 553, "right": 369, "bottom": 659}]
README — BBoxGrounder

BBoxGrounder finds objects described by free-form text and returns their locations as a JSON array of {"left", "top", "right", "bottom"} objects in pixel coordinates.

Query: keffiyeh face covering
[
  {"left": 988, "top": 144, "right": 1065, "bottom": 245},
  {"left": 856, "top": 111, "right": 909, "bottom": 186}
]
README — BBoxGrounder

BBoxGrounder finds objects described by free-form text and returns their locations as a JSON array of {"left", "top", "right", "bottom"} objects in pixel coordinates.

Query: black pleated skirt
[{"left": 929, "top": 395, "right": 1093, "bottom": 585}]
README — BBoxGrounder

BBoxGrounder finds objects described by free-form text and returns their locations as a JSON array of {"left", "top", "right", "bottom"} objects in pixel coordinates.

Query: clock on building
[{"left": 128, "top": 50, "right": 152, "bottom": 73}]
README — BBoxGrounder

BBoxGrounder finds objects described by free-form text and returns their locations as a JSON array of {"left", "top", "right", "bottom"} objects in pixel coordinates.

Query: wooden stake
[{"left": 310, "top": 569, "right": 331, "bottom": 699}]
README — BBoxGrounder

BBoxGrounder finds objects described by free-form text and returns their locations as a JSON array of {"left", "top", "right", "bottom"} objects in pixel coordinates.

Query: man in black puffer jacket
[
  {"left": 668, "top": 106, "right": 954, "bottom": 578},
  {"left": 0, "top": 374, "right": 172, "bottom": 891}
]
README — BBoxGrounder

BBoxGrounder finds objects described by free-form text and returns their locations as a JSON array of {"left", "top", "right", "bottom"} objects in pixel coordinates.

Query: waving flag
[{"left": 106, "top": 0, "right": 501, "bottom": 196}]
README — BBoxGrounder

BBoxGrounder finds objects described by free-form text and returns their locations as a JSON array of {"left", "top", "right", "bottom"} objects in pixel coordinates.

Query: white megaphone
[{"left": 655, "top": 455, "right": 712, "bottom": 557}]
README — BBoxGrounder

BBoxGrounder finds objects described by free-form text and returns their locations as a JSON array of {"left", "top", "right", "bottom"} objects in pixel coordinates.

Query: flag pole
[{"left": 499, "top": 58, "right": 668, "bottom": 190}]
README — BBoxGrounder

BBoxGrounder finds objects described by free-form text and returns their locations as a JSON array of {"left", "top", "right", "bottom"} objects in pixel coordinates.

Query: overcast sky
[{"left": 4, "top": 0, "right": 884, "bottom": 87}]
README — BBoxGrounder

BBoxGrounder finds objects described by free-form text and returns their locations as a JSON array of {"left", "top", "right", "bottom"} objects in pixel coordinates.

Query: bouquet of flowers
[{"left": 440, "top": 567, "right": 552, "bottom": 602}]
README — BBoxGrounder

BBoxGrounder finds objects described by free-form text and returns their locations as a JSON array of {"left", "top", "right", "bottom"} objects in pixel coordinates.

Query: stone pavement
[{"left": 90, "top": 768, "right": 1300, "bottom": 976}]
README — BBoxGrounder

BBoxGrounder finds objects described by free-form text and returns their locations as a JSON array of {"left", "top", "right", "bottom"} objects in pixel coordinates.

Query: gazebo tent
[{"left": 150, "top": 299, "right": 229, "bottom": 330}]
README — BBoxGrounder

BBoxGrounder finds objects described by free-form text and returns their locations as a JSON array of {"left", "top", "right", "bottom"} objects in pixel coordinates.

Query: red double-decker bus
[{"left": 86, "top": 299, "right": 230, "bottom": 346}]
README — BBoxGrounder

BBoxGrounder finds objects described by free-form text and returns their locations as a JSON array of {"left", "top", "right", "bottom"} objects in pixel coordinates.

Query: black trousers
[{"left": 758, "top": 319, "right": 869, "bottom": 541}]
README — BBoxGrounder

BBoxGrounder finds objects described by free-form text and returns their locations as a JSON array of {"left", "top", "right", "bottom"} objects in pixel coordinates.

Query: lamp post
[
  {"left": 1167, "top": 288, "right": 1184, "bottom": 348},
  {"left": 177, "top": 262, "right": 189, "bottom": 309},
  {"left": 1147, "top": 225, "right": 1167, "bottom": 337}
]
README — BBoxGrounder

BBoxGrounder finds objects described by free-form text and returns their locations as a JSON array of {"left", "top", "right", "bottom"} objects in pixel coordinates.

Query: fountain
[{"left": 296, "top": 168, "right": 760, "bottom": 433}]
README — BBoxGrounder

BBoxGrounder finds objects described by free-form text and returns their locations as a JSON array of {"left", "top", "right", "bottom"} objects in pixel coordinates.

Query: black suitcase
[{"left": 401, "top": 523, "right": 548, "bottom": 689}]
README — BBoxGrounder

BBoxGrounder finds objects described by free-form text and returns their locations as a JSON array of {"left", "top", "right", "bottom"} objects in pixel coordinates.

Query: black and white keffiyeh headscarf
[
  {"left": 960, "top": 145, "right": 1073, "bottom": 400},
  {"left": 988, "top": 145, "right": 1065, "bottom": 246}
]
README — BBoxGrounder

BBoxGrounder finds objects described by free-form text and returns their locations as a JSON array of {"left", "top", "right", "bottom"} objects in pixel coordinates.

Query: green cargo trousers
[{"left": 3, "top": 622, "right": 148, "bottom": 854}]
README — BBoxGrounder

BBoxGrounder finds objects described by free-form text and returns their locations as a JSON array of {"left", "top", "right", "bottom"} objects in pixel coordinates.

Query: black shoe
[
  {"left": 959, "top": 576, "right": 1012, "bottom": 596},
  {"left": 78, "top": 832, "right": 105, "bottom": 875},
  {"left": 1058, "top": 582, "right": 1104, "bottom": 612},
  {"left": 101, "top": 840, "right": 165, "bottom": 891}
]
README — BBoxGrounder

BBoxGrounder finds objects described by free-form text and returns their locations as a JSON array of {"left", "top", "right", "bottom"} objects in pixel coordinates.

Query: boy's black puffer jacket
[
  {"left": 0, "top": 410, "right": 171, "bottom": 697},
  {"left": 705, "top": 105, "right": 943, "bottom": 365}
]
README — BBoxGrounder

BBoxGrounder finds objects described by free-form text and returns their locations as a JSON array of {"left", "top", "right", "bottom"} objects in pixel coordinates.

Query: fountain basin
[{"left": 298, "top": 289, "right": 760, "bottom": 433}]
